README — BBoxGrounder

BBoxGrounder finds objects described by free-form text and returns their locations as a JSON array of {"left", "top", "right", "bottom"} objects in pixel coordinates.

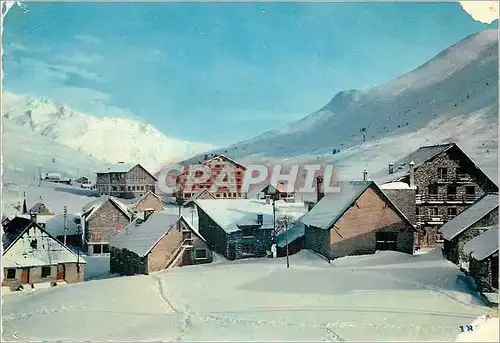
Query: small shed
[{"left": 463, "top": 228, "right": 499, "bottom": 292}]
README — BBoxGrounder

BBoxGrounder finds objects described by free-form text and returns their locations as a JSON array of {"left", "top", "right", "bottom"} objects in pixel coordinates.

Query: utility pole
[
  {"left": 76, "top": 223, "right": 81, "bottom": 273},
  {"left": 285, "top": 215, "right": 290, "bottom": 268},
  {"left": 63, "top": 206, "right": 68, "bottom": 246}
]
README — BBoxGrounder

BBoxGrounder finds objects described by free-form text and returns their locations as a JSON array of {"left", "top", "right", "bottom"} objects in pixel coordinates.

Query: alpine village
[{"left": 2, "top": 143, "right": 498, "bottom": 306}]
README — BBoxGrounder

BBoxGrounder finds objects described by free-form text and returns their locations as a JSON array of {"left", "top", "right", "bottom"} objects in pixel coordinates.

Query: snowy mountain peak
[{"left": 2, "top": 92, "right": 215, "bottom": 172}]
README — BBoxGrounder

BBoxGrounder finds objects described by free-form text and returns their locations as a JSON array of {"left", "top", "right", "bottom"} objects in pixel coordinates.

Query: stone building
[
  {"left": 81, "top": 195, "right": 131, "bottom": 255},
  {"left": 463, "top": 227, "right": 499, "bottom": 293},
  {"left": 195, "top": 198, "right": 307, "bottom": 260},
  {"left": 126, "top": 191, "right": 165, "bottom": 213},
  {"left": 2, "top": 217, "right": 85, "bottom": 290},
  {"left": 302, "top": 181, "right": 415, "bottom": 260},
  {"left": 373, "top": 143, "right": 498, "bottom": 249},
  {"left": 96, "top": 162, "right": 157, "bottom": 199},
  {"left": 439, "top": 193, "right": 498, "bottom": 267},
  {"left": 109, "top": 212, "right": 212, "bottom": 275},
  {"left": 259, "top": 181, "right": 295, "bottom": 202}
]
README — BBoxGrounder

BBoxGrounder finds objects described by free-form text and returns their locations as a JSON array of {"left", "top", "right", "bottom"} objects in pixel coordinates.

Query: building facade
[
  {"left": 109, "top": 213, "right": 212, "bottom": 275},
  {"left": 81, "top": 196, "right": 131, "bottom": 255},
  {"left": 177, "top": 155, "right": 247, "bottom": 200},
  {"left": 96, "top": 163, "right": 157, "bottom": 199},
  {"left": 375, "top": 143, "right": 498, "bottom": 249},
  {"left": 303, "top": 181, "right": 415, "bottom": 260},
  {"left": 2, "top": 217, "right": 85, "bottom": 290}
]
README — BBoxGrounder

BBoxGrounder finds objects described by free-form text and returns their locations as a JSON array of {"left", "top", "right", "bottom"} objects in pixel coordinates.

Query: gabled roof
[
  {"left": 261, "top": 182, "right": 288, "bottom": 195},
  {"left": 201, "top": 154, "right": 246, "bottom": 170},
  {"left": 183, "top": 189, "right": 216, "bottom": 206},
  {"left": 29, "top": 202, "right": 53, "bottom": 215},
  {"left": 301, "top": 181, "right": 414, "bottom": 231},
  {"left": 97, "top": 163, "right": 158, "bottom": 181},
  {"left": 373, "top": 143, "right": 497, "bottom": 188},
  {"left": 194, "top": 199, "right": 307, "bottom": 233},
  {"left": 439, "top": 193, "right": 499, "bottom": 240},
  {"left": 2, "top": 217, "right": 86, "bottom": 267},
  {"left": 276, "top": 215, "right": 305, "bottom": 248},
  {"left": 82, "top": 195, "right": 130, "bottom": 221},
  {"left": 109, "top": 212, "right": 181, "bottom": 257},
  {"left": 463, "top": 227, "right": 499, "bottom": 261}
]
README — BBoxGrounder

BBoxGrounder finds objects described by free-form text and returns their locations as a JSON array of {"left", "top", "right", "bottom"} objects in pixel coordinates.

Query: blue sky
[{"left": 3, "top": 2, "right": 497, "bottom": 147}]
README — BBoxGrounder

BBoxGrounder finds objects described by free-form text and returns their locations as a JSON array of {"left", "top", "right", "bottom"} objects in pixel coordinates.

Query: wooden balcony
[
  {"left": 415, "top": 194, "right": 478, "bottom": 204},
  {"left": 435, "top": 174, "right": 473, "bottom": 184},
  {"left": 416, "top": 213, "right": 457, "bottom": 225}
]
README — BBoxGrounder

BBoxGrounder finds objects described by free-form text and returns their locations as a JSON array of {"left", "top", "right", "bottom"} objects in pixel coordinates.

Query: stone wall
[
  {"left": 469, "top": 253, "right": 499, "bottom": 292},
  {"left": 304, "top": 225, "right": 331, "bottom": 260},
  {"left": 382, "top": 189, "right": 416, "bottom": 225}
]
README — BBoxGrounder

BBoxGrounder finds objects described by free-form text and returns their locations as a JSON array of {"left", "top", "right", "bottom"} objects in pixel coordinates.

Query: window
[
  {"left": 429, "top": 207, "right": 439, "bottom": 216},
  {"left": 140, "top": 185, "right": 145, "bottom": 191},
  {"left": 216, "top": 194, "right": 221, "bottom": 198},
  {"left": 128, "top": 186, "right": 131, "bottom": 191},
  {"left": 447, "top": 185, "right": 457, "bottom": 195},
  {"left": 242, "top": 243, "right": 253, "bottom": 254},
  {"left": 195, "top": 249, "right": 208, "bottom": 259},
  {"left": 241, "top": 226, "right": 254, "bottom": 237},
  {"left": 182, "top": 230, "right": 192, "bottom": 240},
  {"left": 184, "top": 193, "right": 192, "bottom": 198},
  {"left": 456, "top": 167, "right": 466, "bottom": 175},
  {"left": 233, "top": 193, "right": 237, "bottom": 197},
  {"left": 428, "top": 184, "right": 438, "bottom": 195},
  {"left": 438, "top": 167, "right": 448, "bottom": 179},
  {"left": 30, "top": 239, "right": 37, "bottom": 249},
  {"left": 415, "top": 207, "right": 420, "bottom": 215},
  {"left": 150, "top": 185, "right": 155, "bottom": 191},
  {"left": 132, "top": 186, "right": 136, "bottom": 191},
  {"left": 448, "top": 207, "right": 457, "bottom": 216},
  {"left": 93, "top": 244, "right": 102, "bottom": 254},
  {"left": 111, "top": 186, "right": 117, "bottom": 191},
  {"left": 102, "top": 244, "right": 110, "bottom": 253},
  {"left": 6, "top": 269, "right": 16, "bottom": 279},
  {"left": 120, "top": 186, "right": 125, "bottom": 191},
  {"left": 466, "top": 186, "right": 475, "bottom": 195},
  {"left": 41, "top": 266, "right": 51, "bottom": 278}
]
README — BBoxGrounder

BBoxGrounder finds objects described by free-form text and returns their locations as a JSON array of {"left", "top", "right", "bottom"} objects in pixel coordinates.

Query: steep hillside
[
  {"left": 185, "top": 29, "right": 498, "bottom": 180},
  {"left": 2, "top": 92, "right": 215, "bottom": 172}
]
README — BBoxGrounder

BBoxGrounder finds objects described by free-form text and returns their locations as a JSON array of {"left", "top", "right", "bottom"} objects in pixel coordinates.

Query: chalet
[
  {"left": 109, "top": 213, "right": 212, "bottom": 275},
  {"left": 2, "top": 217, "right": 85, "bottom": 290},
  {"left": 463, "top": 227, "right": 498, "bottom": 292},
  {"left": 373, "top": 143, "right": 498, "bottom": 249},
  {"left": 259, "top": 181, "right": 295, "bottom": 202},
  {"left": 44, "top": 213, "right": 84, "bottom": 247},
  {"left": 81, "top": 195, "right": 131, "bottom": 255},
  {"left": 96, "top": 162, "right": 158, "bottom": 199},
  {"left": 301, "top": 181, "right": 415, "bottom": 260},
  {"left": 439, "top": 193, "right": 498, "bottom": 267},
  {"left": 177, "top": 154, "right": 247, "bottom": 200},
  {"left": 195, "top": 198, "right": 307, "bottom": 260}
]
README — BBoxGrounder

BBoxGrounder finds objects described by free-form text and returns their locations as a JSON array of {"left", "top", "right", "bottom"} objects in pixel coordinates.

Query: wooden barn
[
  {"left": 439, "top": 193, "right": 498, "bottom": 268},
  {"left": 463, "top": 227, "right": 499, "bottom": 293},
  {"left": 128, "top": 191, "right": 165, "bottom": 213},
  {"left": 109, "top": 212, "right": 212, "bottom": 275},
  {"left": 301, "top": 181, "right": 415, "bottom": 260},
  {"left": 2, "top": 217, "right": 85, "bottom": 290}
]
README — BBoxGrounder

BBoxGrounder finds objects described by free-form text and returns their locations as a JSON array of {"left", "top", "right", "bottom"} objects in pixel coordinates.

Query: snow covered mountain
[
  {"left": 187, "top": 29, "right": 498, "bottom": 180},
  {"left": 2, "top": 92, "right": 215, "bottom": 173}
]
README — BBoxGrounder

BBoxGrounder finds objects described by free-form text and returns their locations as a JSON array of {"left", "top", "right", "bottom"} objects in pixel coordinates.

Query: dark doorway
[
  {"left": 375, "top": 232, "right": 397, "bottom": 251},
  {"left": 492, "top": 256, "right": 498, "bottom": 289}
]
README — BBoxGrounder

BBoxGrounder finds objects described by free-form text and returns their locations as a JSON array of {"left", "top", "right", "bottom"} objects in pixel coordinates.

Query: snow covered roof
[
  {"left": 29, "top": 202, "right": 53, "bottom": 215},
  {"left": 301, "top": 181, "right": 414, "bottom": 231},
  {"left": 439, "top": 193, "right": 498, "bottom": 240},
  {"left": 109, "top": 212, "right": 181, "bottom": 257},
  {"left": 82, "top": 195, "right": 130, "bottom": 220},
  {"left": 45, "top": 172, "right": 62, "bottom": 180},
  {"left": 16, "top": 214, "right": 55, "bottom": 224},
  {"left": 463, "top": 227, "right": 499, "bottom": 261},
  {"left": 2, "top": 217, "right": 86, "bottom": 267},
  {"left": 379, "top": 182, "right": 417, "bottom": 190},
  {"left": 194, "top": 199, "right": 307, "bottom": 233},
  {"left": 45, "top": 213, "right": 82, "bottom": 236},
  {"left": 203, "top": 154, "right": 246, "bottom": 170},
  {"left": 373, "top": 143, "right": 455, "bottom": 184},
  {"left": 301, "top": 181, "right": 372, "bottom": 230},
  {"left": 276, "top": 217, "right": 305, "bottom": 248},
  {"left": 98, "top": 162, "right": 135, "bottom": 174},
  {"left": 183, "top": 189, "right": 216, "bottom": 205}
]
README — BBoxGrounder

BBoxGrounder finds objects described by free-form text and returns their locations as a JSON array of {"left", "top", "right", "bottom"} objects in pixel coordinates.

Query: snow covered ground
[{"left": 2, "top": 250, "right": 492, "bottom": 341}]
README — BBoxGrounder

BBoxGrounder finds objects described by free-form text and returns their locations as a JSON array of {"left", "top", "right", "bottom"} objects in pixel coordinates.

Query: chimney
[
  {"left": 388, "top": 162, "right": 394, "bottom": 174},
  {"left": 316, "top": 176, "right": 324, "bottom": 202},
  {"left": 409, "top": 161, "right": 415, "bottom": 187},
  {"left": 363, "top": 170, "right": 368, "bottom": 181},
  {"left": 257, "top": 213, "right": 263, "bottom": 225}
]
